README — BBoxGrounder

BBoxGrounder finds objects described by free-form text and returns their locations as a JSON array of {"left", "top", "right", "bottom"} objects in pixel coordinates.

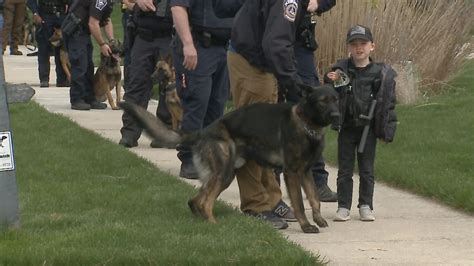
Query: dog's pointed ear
[
  {"left": 298, "top": 83, "right": 315, "bottom": 97},
  {"left": 165, "top": 53, "right": 173, "bottom": 67}
]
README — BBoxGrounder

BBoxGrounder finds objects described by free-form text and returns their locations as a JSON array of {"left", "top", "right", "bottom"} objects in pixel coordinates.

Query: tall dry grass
[{"left": 314, "top": 0, "right": 474, "bottom": 104}]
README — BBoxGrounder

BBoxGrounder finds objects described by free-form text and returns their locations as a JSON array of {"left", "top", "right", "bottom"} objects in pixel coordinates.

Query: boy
[{"left": 325, "top": 25, "right": 398, "bottom": 222}]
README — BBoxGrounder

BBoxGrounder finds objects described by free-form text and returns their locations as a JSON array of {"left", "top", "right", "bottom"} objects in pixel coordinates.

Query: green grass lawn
[
  {"left": 324, "top": 60, "right": 474, "bottom": 213},
  {"left": 1, "top": 103, "right": 322, "bottom": 265}
]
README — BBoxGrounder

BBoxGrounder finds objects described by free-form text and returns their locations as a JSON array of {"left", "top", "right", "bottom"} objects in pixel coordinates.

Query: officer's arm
[
  {"left": 89, "top": 17, "right": 111, "bottom": 56},
  {"left": 261, "top": 1, "right": 298, "bottom": 84},
  {"left": 171, "top": 6, "right": 193, "bottom": 49},
  {"left": 316, "top": 0, "right": 336, "bottom": 14},
  {"left": 171, "top": 5, "right": 197, "bottom": 70},
  {"left": 102, "top": 18, "right": 114, "bottom": 41}
]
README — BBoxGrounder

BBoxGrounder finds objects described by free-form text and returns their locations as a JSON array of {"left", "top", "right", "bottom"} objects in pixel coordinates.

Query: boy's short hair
[{"left": 346, "top": 25, "right": 373, "bottom": 43}]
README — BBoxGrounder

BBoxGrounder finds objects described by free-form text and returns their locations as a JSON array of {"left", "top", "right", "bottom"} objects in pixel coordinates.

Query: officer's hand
[
  {"left": 135, "top": 0, "right": 156, "bottom": 12},
  {"left": 182, "top": 43, "right": 197, "bottom": 71},
  {"left": 100, "top": 44, "right": 112, "bottom": 57},
  {"left": 278, "top": 79, "right": 302, "bottom": 104},
  {"left": 307, "top": 0, "right": 319, "bottom": 12},
  {"left": 33, "top": 14, "right": 44, "bottom": 25}
]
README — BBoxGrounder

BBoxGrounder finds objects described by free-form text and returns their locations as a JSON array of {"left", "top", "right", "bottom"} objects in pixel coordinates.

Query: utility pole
[{"left": 0, "top": 1, "right": 21, "bottom": 230}]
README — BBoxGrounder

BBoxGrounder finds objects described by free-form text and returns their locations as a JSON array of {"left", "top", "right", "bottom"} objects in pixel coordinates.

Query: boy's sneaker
[
  {"left": 359, "top": 205, "right": 375, "bottom": 221},
  {"left": 333, "top": 207, "right": 351, "bottom": 222},
  {"left": 272, "top": 200, "right": 297, "bottom": 222},
  {"left": 245, "top": 211, "right": 288, "bottom": 230}
]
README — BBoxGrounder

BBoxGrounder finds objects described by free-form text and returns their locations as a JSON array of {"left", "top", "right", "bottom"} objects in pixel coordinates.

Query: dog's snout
[{"left": 330, "top": 111, "right": 341, "bottom": 130}]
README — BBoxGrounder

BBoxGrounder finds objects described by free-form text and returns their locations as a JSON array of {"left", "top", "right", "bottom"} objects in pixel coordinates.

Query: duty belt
[
  {"left": 137, "top": 27, "right": 171, "bottom": 41},
  {"left": 41, "top": 6, "right": 66, "bottom": 16}
]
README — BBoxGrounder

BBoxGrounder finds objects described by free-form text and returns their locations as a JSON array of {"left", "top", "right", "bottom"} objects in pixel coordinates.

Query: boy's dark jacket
[{"left": 325, "top": 58, "right": 398, "bottom": 142}]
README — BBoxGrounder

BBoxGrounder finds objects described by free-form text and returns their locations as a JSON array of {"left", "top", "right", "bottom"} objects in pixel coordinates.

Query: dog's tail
[{"left": 119, "top": 101, "right": 181, "bottom": 147}]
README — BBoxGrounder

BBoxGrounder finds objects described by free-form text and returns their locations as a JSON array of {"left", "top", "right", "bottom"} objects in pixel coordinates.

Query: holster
[
  {"left": 61, "top": 12, "right": 82, "bottom": 36},
  {"left": 125, "top": 17, "right": 137, "bottom": 49},
  {"left": 300, "top": 28, "right": 318, "bottom": 51},
  {"left": 198, "top": 32, "right": 212, "bottom": 48},
  {"left": 193, "top": 31, "right": 227, "bottom": 48}
]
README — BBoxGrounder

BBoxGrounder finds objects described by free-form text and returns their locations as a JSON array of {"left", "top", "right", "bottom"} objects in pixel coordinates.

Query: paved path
[{"left": 4, "top": 47, "right": 474, "bottom": 265}]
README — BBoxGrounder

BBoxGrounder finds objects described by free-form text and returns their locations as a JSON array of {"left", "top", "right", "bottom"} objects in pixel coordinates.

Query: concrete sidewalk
[{"left": 3, "top": 47, "right": 474, "bottom": 265}]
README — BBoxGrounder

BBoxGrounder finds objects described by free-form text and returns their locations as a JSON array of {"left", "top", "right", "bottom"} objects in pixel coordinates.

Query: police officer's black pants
[
  {"left": 174, "top": 42, "right": 229, "bottom": 165},
  {"left": 65, "top": 30, "right": 95, "bottom": 104},
  {"left": 121, "top": 35, "right": 172, "bottom": 142},
  {"left": 337, "top": 126, "right": 377, "bottom": 210},
  {"left": 36, "top": 14, "right": 67, "bottom": 84},
  {"left": 294, "top": 44, "right": 329, "bottom": 188}
]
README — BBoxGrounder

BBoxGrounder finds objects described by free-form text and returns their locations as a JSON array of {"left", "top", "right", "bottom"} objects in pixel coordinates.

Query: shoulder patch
[
  {"left": 96, "top": 0, "right": 108, "bottom": 11},
  {"left": 283, "top": 0, "right": 298, "bottom": 22}
]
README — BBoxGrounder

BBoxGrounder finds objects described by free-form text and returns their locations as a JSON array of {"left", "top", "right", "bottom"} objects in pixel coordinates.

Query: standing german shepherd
[
  {"left": 119, "top": 85, "right": 340, "bottom": 234},
  {"left": 151, "top": 55, "right": 182, "bottom": 131},
  {"left": 49, "top": 28, "right": 71, "bottom": 81},
  {"left": 93, "top": 39, "right": 123, "bottom": 110}
]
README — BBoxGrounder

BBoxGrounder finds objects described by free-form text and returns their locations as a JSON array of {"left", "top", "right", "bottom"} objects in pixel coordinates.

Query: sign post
[{"left": 0, "top": 3, "right": 21, "bottom": 230}]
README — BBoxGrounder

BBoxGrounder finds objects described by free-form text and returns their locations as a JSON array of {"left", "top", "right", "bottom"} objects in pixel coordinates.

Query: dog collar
[{"left": 295, "top": 106, "right": 323, "bottom": 140}]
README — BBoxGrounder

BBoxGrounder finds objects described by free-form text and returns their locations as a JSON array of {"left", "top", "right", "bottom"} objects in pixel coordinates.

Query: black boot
[{"left": 317, "top": 184, "right": 338, "bottom": 202}]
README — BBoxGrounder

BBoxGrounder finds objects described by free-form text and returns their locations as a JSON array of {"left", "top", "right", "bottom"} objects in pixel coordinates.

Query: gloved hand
[{"left": 278, "top": 78, "right": 302, "bottom": 104}]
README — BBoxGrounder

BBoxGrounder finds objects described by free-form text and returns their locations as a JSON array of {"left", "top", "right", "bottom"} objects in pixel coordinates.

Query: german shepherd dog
[
  {"left": 151, "top": 55, "right": 182, "bottom": 131},
  {"left": 49, "top": 28, "right": 71, "bottom": 81},
  {"left": 119, "top": 85, "right": 340, "bottom": 233},
  {"left": 23, "top": 11, "right": 36, "bottom": 50},
  {"left": 93, "top": 39, "right": 123, "bottom": 110}
]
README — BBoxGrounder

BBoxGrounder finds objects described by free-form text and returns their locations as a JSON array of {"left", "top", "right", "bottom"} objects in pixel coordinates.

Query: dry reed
[{"left": 314, "top": 0, "right": 474, "bottom": 104}]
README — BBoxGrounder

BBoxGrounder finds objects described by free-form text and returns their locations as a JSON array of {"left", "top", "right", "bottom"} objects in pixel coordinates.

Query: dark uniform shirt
[
  {"left": 134, "top": 0, "right": 173, "bottom": 32},
  {"left": 231, "top": 0, "right": 309, "bottom": 85},
  {"left": 170, "top": 0, "right": 233, "bottom": 41},
  {"left": 70, "top": 0, "right": 114, "bottom": 27},
  {"left": 27, "top": 0, "right": 69, "bottom": 15}
]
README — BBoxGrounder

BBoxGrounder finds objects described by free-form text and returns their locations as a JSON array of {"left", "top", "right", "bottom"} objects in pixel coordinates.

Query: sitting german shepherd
[
  {"left": 93, "top": 39, "right": 123, "bottom": 110},
  {"left": 49, "top": 28, "right": 71, "bottom": 81},
  {"left": 151, "top": 56, "right": 182, "bottom": 131},
  {"left": 119, "top": 84, "right": 340, "bottom": 233}
]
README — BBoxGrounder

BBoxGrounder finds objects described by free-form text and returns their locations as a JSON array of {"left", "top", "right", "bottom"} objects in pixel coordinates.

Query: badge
[
  {"left": 96, "top": 0, "right": 108, "bottom": 11},
  {"left": 283, "top": 0, "right": 298, "bottom": 22}
]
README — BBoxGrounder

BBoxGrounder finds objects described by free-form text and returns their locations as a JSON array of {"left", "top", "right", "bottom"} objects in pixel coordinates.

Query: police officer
[
  {"left": 1, "top": 1, "right": 4, "bottom": 47},
  {"left": 2, "top": 0, "right": 26, "bottom": 55},
  {"left": 227, "top": 0, "right": 319, "bottom": 229},
  {"left": 293, "top": 0, "right": 338, "bottom": 202},
  {"left": 63, "top": 0, "right": 115, "bottom": 110},
  {"left": 169, "top": 0, "right": 232, "bottom": 179},
  {"left": 27, "top": 0, "right": 69, "bottom": 87},
  {"left": 118, "top": 0, "right": 174, "bottom": 148}
]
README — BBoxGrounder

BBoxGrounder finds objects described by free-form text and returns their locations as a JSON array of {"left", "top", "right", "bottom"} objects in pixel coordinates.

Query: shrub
[{"left": 315, "top": 0, "right": 474, "bottom": 103}]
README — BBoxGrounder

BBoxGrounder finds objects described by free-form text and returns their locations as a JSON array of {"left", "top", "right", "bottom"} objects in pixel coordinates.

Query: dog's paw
[
  {"left": 188, "top": 199, "right": 201, "bottom": 217},
  {"left": 112, "top": 106, "right": 120, "bottom": 110},
  {"left": 314, "top": 215, "right": 329, "bottom": 228},
  {"left": 301, "top": 224, "right": 320, "bottom": 234}
]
